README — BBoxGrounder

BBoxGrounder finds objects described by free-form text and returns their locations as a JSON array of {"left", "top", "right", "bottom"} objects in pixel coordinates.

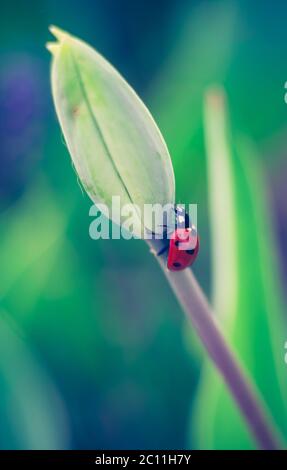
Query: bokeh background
[{"left": 0, "top": 0, "right": 287, "bottom": 450}]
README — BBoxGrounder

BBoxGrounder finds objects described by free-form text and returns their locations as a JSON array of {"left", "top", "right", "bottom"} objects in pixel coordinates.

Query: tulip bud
[{"left": 47, "top": 26, "right": 175, "bottom": 236}]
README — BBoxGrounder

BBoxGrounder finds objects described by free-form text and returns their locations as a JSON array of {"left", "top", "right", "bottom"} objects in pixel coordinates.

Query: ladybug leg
[
  {"left": 146, "top": 230, "right": 170, "bottom": 257},
  {"left": 157, "top": 244, "right": 169, "bottom": 256}
]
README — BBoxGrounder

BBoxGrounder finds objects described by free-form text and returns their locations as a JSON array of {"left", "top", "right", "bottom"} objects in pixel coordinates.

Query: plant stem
[{"left": 147, "top": 238, "right": 282, "bottom": 450}]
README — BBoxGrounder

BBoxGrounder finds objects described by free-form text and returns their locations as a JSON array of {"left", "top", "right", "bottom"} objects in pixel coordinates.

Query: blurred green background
[{"left": 0, "top": 0, "right": 287, "bottom": 449}]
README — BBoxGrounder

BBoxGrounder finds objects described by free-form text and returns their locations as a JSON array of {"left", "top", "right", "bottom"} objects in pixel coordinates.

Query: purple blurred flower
[{"left": 0, "top": 54, "right": 46, "bottom": 206}]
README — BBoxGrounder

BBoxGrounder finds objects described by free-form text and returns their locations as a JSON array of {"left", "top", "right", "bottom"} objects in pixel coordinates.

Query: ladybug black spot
[
  {"left": 173, "top": 262, "right": 181, "bottom": 268},
  {"left": 186, "top": 249, "right": 195, "bottom": 255}
]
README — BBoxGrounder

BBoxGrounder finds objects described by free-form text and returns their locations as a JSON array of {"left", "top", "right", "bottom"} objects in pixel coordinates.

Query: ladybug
[{"left": 167, "top": 206, "right": 199, "bottom": 271}]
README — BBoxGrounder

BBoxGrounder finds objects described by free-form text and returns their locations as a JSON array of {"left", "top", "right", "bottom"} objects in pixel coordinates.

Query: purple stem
[{"left": 147, "top": 238, "right": 282, "bottom": 450}]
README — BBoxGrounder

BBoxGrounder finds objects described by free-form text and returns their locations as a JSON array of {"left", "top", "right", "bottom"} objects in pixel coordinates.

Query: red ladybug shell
[{"left": 167, "top": 227, "right": 199, "bottom": 271}]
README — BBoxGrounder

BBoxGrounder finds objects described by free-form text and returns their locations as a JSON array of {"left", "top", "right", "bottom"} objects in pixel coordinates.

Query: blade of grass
[
  {"left": 0, "top": 312, "right": 68, "bottom": 449},
  {"left": 192, "top": 87, "right": 287, "bottom": 449}
]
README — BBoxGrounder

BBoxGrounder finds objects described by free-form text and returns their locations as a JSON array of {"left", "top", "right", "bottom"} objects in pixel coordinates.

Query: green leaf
[
  {"left": 0, "top": 178, "right": 68, "bottom": 311},
  {"left": 0, "top": 313, "right": 68, "bottom": 449},
  {"left": 192, "top": 88, "right": 287, "bottom": 449}
]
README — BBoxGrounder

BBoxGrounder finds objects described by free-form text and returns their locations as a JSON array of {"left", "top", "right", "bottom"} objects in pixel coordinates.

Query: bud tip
[
  {"left": 45, "top": 41, "right": 60, "bottom": 55},
  {"left": 49, "top": 25, "right": 69, "bottom": 42}
]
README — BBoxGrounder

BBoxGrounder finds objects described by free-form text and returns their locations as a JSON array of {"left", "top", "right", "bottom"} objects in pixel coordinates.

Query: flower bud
[{"left": 47, "top": 26, "right": 175, "bottom": 235}]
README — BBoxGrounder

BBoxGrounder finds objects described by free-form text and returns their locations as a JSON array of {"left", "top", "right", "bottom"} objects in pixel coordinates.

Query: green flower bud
[{"left": 47, "top": 26, "right": 175, "bottom": 235}]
